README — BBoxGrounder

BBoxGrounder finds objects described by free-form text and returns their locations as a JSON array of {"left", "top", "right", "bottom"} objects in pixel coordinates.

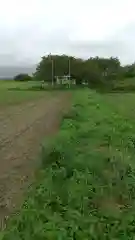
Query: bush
[
  {"left": 14, "top": 74, "right": 32, "bottom": 81},
  {"left": 87, "top": 70, "right": 103, "bottom": 88}
]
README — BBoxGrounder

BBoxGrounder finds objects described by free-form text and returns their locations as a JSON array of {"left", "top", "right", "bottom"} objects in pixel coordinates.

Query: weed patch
[{"left": 3, "top": 90, "right": 135, "bottom": 239}]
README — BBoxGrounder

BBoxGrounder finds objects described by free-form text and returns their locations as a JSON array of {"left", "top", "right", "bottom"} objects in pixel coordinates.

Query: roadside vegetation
[{"left": 3, "top": 89, "right": 135, "bottom": 239}]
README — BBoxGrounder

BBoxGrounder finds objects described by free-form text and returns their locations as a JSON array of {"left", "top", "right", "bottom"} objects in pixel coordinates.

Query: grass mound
[{"left": 3, "top": 90, "right": 135, "bottom": 239}]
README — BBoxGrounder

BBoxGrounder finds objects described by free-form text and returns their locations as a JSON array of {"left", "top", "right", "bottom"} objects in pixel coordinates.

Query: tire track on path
[{"left": 0, "top": 93, "right": 70, "bottom": 229}]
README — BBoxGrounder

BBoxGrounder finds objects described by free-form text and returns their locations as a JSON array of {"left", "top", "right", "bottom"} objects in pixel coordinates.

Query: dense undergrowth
[{"left": 3, "top": 90, "right": 135, "bottom": 239}]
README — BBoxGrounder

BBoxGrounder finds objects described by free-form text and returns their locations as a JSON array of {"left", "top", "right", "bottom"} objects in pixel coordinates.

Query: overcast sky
[{"left": 0, "top": 0, "right": 135, "bottom": 65}]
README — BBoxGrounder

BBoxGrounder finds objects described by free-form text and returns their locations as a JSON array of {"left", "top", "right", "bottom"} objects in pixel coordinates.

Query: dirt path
[{"left": 0, "top": 93, "right": 70, "bottom": 229}]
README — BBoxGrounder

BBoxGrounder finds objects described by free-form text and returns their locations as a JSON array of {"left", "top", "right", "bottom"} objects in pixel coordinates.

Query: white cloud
[{"left": 0, "top": 0, "right": 135, "bottom": 65}]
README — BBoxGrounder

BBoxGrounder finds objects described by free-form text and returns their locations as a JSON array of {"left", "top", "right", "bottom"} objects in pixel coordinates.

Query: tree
[
  {"left": 122, "top": 64, "right": 135, "bottom": 78},
  {"left": 34, "top": 54, "right": 121, "bottom": 88},
  {"left": 34, "top": 55, "right": 71, "bottom": 82},
  {"left": 14, "top": 74, "right": 32, "bottom": 81}
]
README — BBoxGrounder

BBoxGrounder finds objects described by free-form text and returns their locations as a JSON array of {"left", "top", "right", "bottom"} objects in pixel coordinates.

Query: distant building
[{"left": 55, "top": 75, "right": 75, "bottom": 85}]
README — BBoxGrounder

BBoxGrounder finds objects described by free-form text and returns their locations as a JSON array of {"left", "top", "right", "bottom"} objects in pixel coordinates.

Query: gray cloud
[{"left": 0, "top": 0, "right": 135, "bottom": 66}]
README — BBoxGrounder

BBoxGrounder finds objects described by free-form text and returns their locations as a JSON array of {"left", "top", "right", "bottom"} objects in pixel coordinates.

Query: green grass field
[
  {"left": 3, "top": 89, "right": 135, "bottom": 239},
  {"left": 112, "top": 77, "right": 135, "bottom": 92},
  {"left": 0, "top": 80, "right": 45, "bottom": 106}
]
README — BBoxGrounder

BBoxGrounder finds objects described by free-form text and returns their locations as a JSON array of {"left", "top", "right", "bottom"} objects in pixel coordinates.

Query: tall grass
[
  {"left": 3, "top": 89, "right": 135, "bottom": 239},
  {"left": 0, "top": 81, "right": 46, "bottom": 106}
]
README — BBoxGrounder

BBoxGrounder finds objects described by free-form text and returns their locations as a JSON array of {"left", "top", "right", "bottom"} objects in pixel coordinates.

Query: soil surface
[{"left": 0, "top": 92, "right": 70, "bottom": 229}]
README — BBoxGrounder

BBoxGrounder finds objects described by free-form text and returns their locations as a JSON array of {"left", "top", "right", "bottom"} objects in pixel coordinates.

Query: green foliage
[
  {"left": 34, "top": 54, "right": 135, "bottom": 91},
  {"left": 122, "top": 64, "right": 135, "bottom": 78},
  {"left": 34, "top": 55, "right": 121, "bottom": 88},
  {"left": 3, "top": 90, "right": 135, "bottom": 239},
  {"left": 14, "top": 74, "right": 32, "bottom": 81}
]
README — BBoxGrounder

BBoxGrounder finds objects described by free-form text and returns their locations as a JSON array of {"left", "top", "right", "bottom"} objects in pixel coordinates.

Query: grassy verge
[
  {"left": 3, "top": 89, "right": 135, "bottom": 239},
  {"left": 0, "top": 81, "right": 46, "bottom": 106},
  {"left": 0, "top": 91, "right": 47, "bottom": 106},
  {"left": 0, "top": 80, "right": 39, "bottom": 90}
]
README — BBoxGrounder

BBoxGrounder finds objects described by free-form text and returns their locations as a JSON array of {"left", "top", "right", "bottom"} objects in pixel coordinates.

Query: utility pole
[
  {"left": 51, "top": 58, "right": 54, "bottom": 86},
  {"left": 68, "top": 57, "right": 71, "bottom": 88},
  {"left": 49, "top": 53, "right": 54, "bottom": 86}
]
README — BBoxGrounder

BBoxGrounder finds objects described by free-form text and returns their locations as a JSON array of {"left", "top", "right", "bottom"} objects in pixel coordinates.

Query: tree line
[
  {"left": 34, "top": 55, "right": 121, "bottom": 87},
  {"left": 14, "top": 54, "right": 135, "bottom": 89}
]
